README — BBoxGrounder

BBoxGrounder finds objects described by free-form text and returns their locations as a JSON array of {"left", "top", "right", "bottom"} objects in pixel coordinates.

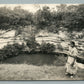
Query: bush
[
  {"left": 12, "top": 43, "right": 24, "bottom": 51},
  {"left": 56, "top": 43, "right": 63, "bottom": 51},
  {"left": 26, "top": 40, "right": 40, "bottom": 53},
  {"left": 40, "top": 42, "right": 55, "bottom": 53},
  {"left": 0, "top": 43, "right": 24, "bottom": 60}
]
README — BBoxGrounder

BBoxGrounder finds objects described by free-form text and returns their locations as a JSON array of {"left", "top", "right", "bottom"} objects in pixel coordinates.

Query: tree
[
  {"left": 0, "top": 6, "right": 34, "bottom": 30},
  {"left": 35, "top": 6, "right": 52, "bottom": 30}
]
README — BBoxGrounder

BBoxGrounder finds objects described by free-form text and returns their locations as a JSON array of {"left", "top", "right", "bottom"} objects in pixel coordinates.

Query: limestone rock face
[{"left": 0, "top": 30, "right": 16, "bottom": 49}]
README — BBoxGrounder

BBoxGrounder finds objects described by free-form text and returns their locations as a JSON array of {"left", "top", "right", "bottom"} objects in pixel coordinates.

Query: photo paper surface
[{"left": 0, "top": 3, "right": 84, "bottom": 81}]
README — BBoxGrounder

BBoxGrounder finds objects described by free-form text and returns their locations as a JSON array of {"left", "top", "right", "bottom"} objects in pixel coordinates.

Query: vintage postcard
[{"left": 0, "top": 4, "right": 84, "bottom": 80}]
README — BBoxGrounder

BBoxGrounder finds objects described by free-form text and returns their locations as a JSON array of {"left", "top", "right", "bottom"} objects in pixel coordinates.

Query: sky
[{"left": 0, "top": 4, "right": 78, "bottom": 13}]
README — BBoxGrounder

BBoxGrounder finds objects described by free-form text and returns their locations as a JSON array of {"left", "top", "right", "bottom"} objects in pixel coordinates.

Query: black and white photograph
[{"left": 0, "top": 4, "right": 84, "bottom": 80}]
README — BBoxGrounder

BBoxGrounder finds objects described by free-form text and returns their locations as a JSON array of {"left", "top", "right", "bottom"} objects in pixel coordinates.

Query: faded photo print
[{"left": 0, "top": 4, "right": 84, "bottom": 80}]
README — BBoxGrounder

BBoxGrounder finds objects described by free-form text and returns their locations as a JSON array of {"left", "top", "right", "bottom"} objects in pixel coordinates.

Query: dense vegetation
[
  {"left": 40, "top": 42, "right": 55, "bottom": 53},
  {"left": 0, "top": 43, "right": 24, "bottom": 60},
  {"left": 0, "top": 42, "right": 56, "bottom": 61},
  {"left": 0, "top": 4, "right": 84, "bottom": 32}
]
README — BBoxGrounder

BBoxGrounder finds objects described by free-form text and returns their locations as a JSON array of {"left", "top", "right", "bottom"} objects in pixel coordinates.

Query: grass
[{"left": 0, "top": 64, "right": 84, "bottom": 80}]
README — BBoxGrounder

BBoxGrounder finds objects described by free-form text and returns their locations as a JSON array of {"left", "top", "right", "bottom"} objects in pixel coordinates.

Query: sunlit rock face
[
  {"left": 0, "top": 30, "right": 16, "bottom": 49},
  {"left": 0, "top": 25, "right": 36, "bottom": 49}
]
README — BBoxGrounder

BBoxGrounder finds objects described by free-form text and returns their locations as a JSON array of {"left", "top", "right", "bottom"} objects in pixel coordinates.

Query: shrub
[
  {"left": 12, "top": 43, "right": 24, "bottom": 52},
  {"left": 0, "top": 43, "right": 24, "bottom": 60},
  {"left": 56, "top": 43, "right": 63, "bottom": 51},
  {"left": 40, "top": 42, "right": 55, "bottom": 53},
  {"left": 26, "top": 40, "right": 40, "bottom": 53},
  {"left": 0, "top": 50, "right": 6, "bottom": 61}
]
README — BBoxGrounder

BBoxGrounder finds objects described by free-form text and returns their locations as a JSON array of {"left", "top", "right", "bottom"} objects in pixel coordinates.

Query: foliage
[
  {"left": 26, "top": 39, "right": 40, "bottom": 53},
  {"left": 0, "top": 6, "right": 33, "bottom": 30},
  {"left": 40, "top": 42, "right": 56, "bottom": 53},
  {"left": 56, "top": 43, "right": 63, "bottom": 51},
  {"left": 0, "top": 4, "right": 84, "bottom": 32},
  {"left": 35, "top": 4, "right": 84, "bottom": 32},
  {"left": 0, "top": 43, "right": 24, "bottom": 60}
]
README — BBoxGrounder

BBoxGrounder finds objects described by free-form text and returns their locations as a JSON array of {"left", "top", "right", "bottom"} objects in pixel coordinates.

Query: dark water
[{"left": 1, "top": 53, "right": 67, "bottom": 66}]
